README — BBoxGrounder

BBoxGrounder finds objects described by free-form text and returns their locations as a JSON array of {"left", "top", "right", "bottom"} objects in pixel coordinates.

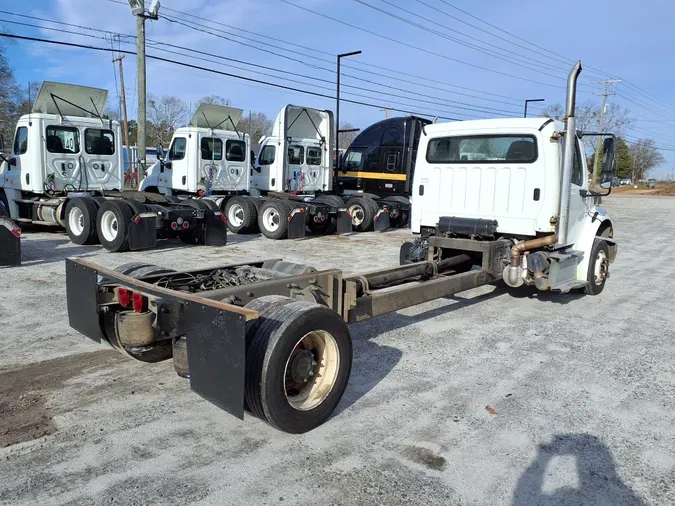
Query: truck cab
[
  {"left": 0, "top": 82, "right": 122, "bottom": 221},
  {"left": 252, "top": 105, "right": 333, "bottom": 195},
  {"left": 338, "top": 116, "right": 430, "bottom": 198},
  {"left": 140, "top": 104, "right": 250, "bottom": 196}
]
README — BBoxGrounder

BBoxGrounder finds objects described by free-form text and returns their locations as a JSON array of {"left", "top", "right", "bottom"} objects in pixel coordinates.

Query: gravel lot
[{"left": 0, "top": 195, "right": 673, "bottom": 506}]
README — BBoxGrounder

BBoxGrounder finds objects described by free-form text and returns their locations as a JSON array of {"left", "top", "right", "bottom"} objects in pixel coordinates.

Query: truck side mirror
[
  {"left": 601, "top": 137, "right": 615, "bottom": 174},
  {"left": 0, "top": 134, "right": 5, "bottom": 153},
  {"left": 157, "top": 143, "right": 165, "bottom": 159},
  {"left": 600, "top": 172, "right": 613, "bottom": 190}
]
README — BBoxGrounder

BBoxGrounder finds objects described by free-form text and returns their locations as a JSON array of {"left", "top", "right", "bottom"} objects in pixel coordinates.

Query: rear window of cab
[{"left": 426, "top": 135, "right": 538, "bottom": 164}]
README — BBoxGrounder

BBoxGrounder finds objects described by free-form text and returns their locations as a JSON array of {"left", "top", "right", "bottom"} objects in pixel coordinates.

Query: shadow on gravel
[
  {"left": 335, "top": 285, "right": 506, "bottom": 415},
  {"left": 512, "top": 434, "right": 644, "bottom": 506},
  {"left": 504, "top": 285, "right": 586, "bottom": 305}
]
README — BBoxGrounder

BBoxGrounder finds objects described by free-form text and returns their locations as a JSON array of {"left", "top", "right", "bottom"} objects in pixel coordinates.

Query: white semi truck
[
  {"left": 0, "top": 82, "right": 227, "bottom": 253},
  {"left": 66, "top": 61, "right": 618, "bottom": 433},
  {"left": 141, "top": 104, "right": 363, "bottom": 239}
]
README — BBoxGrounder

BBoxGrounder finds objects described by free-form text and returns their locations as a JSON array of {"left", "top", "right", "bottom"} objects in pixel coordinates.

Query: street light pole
[
  {"left": 335, "top": 50, "right": 361, "bottom": 183},
  {"left": 524, "top": 98, "right": 545, "bottom": 118}
]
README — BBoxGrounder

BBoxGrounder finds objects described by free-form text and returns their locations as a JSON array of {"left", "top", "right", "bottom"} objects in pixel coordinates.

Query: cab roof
[{"left": 425, "top": 117, "right": 562, "bottom": 135}]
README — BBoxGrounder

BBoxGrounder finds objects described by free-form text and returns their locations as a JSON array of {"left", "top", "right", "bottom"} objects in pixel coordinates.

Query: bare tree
[
  {"left": 541, "top": 101, "right": 633, "bottom": 137},
  {"left": 196, "top": 95, "right": 231, "bottom": 107},
  {"left": 147, "top": 94, "right": 188, "bottom": 146},
  {"left": 238, "top": 112, "right": 273, "bottom": 142},
  {"left": 630, "top": 138, "right": 664, "bottom": 180},
  {"left": 338, "top": 122, "right": 358, "bottom": 149}
]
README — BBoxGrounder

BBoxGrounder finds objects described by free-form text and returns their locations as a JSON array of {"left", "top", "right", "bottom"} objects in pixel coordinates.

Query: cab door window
[
  {"left": 259, "top": 145, "right": 275, "bottom": 165},
  {"left": 169, "top": 137, "right": 187, "bottom": 160},
  {"left": 13, "top": 127, "right": 28, "bottom": 155}
]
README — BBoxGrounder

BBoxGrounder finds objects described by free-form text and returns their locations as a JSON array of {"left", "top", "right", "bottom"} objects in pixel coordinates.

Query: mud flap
[
  {"left": 203, "top": 211, "right": 228, "bottom": 246},
  {"left": 0, "top": 217, "right": 21, "bottom": 267},
  {"left": 183, "top": 302, "right": 246, "bottom": 419},
  {"left": 128, "top": 212, "right": 158, "bottom": 251},
  {"left": 288, "top": 208, "right": 307, "bottom": 239},
  {"left": 65, "top": 259, "right": 102, "bottom": 343},
  {"left": 374, "top": 208, "right": 391, "bottom": 232},
  {"left": 336, "top": 209, "right": 351, "bottom": 235}
]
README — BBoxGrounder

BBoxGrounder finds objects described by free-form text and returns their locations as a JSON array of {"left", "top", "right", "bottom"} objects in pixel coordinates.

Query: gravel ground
[{"left": 0, "top": 195, "right": 673, "bottom": 506}]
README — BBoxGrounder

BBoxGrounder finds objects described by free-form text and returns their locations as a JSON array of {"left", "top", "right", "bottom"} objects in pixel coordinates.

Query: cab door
[
  {"left": 566, "top": 137, "right": 591, "bottom": 246},
  {"left": 4, "top": 125, "right": 30, "bottom": 195},
  {"left": 166, "top": 135, "right": 189, "bottom": 191}
]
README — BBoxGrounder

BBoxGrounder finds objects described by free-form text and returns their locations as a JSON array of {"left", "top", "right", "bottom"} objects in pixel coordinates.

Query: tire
[
  {"left": 244, "top": 295, "right": 296, "bottom": 351},
  {"left": 65, "top": 198, "right": 100, "bottom": 245},
  {"left": 400, "top": 241, "right": 415, "bottom": 265},
  {"left": 225, "top": 196, "right": 258, "bottom": 234},
  {"left": 390, "top": 210, "right": 410, "bottom": 228},
  {"left": 97, "top": 200, "right": 134, "bottom": 252},
  {"left": 245, "top": 301, "right": 352, "bottom": 433},
  {"left": 583, "top": 239, "right": 610, "bottom": 295},
  {"left": 345, "top": 197, "right": 375, "bottom": 232},
  {"left": 114, "top": 262, "right": 154, "bottom": 275},
  {"left": 0, "top": 191, "right": 9, "bottom": 217},
  {"left": 258, "top": 199, "right": 293, "bottom": 240}
]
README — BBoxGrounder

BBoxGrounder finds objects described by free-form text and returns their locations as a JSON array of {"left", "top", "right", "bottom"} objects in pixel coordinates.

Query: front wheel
[
  {"left": 583, "top": 239, "right": 610, "bottom": 295},
  {"left": 245, "top": 301, "right": 352, "bottom": 433}
]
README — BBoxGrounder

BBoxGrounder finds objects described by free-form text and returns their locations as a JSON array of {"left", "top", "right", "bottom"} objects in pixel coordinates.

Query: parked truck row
[
  {"left": 0, "top": 82, "right": 228, "bottom": 253},
  {"left": 66, "top": 62, "right": 619, "bottom": 433}
]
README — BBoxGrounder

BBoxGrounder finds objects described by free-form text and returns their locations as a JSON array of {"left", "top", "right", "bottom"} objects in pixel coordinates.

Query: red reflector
[
  {"left": 183, "top": 221, "right": 189, "bottom": 229},
  {"left": 118, "top": 288, "right": 131, "bottom": 307},
  {"left": 171, "top": 222, "right": 178, "bottom": 230},
  {"left": 132, "top": 292, "right": 146, "bottom": 313},
  {"left": 218, "top": 213, "right": 228, "bottom": 224},
  {"left": 11, "top": 228, "right": 21, "bottom": 238},
  {"left": 134, "top": 215, "right": 142, "bottom": 224}
]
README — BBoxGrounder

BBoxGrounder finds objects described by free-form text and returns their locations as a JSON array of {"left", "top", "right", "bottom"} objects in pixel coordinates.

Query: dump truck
[
  {"left": 0, "top": 82, "right": 227, "bottom": 253},
  {"left": 66, "top": 62, "right": 618, "bottom": 433},
  {"left": 141, "top": 104, "right": 351, "bottom": 239}
]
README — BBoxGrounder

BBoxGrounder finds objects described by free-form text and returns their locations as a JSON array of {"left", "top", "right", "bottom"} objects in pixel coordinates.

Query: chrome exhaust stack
[{"left": 558, "top": 61, "right": 582, "bottom": 246}]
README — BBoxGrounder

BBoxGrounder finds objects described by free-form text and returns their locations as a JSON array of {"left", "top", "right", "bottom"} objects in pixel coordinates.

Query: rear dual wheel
[
  {"left": 225, "top": 196, "right": 259, "bottom": 234},
  {"left": 97, "top": 200, "right": 135, "bottom": 252},
  {"left": 308, "top": 195, "right": 344, "bottom": 235},
  {"left": 244, "top": 298, "right": 352, "bottom": 433},
  {"left": 346, "top": 197, "right": 378, "bottom": 232},
  {"left": 65, "top": 198, "right": 101, "bottom": 245},
  {"left": 258, "top": 199, "right": 295, "bottom": 240}
]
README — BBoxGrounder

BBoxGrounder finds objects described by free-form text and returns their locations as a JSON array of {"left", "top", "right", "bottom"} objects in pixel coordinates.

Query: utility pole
[
  {"left": 592, "top": 79, "right": 621, "bottom": 186},
  {"left": 113, "top": 54, "right": 132, "bottom": 179},
  {"left": 128, "top": 0, "right": 160, "bottom": 176}
]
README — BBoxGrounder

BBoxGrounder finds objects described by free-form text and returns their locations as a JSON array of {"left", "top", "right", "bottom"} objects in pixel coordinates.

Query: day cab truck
[
  {"left": 141, "top": 104, "right": 351, "bottom": 240},
  {"left": 337, "top": 115, "right": 431, "bottom": 231},
  {"left": 0, "top": 82, "right": 227, "bottom": 254},
  {"left": 66, "top": 62, "right": 618, "bottom": 433}
]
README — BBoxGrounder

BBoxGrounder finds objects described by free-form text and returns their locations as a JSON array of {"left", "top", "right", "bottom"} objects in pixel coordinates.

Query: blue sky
[{"left": 3, "top": 0, "right": 675, "bottom": 175}]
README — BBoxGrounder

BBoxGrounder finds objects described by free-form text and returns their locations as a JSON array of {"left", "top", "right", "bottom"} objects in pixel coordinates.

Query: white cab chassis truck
[
  {"left": 141, "top": 104, "right": 351, "bottom": 240},
  {"left": 65, "top": 62, "right": 618, "bottom": 435},
  {"left": 0, "top": 83, "right": 227, "bottom": 254}
]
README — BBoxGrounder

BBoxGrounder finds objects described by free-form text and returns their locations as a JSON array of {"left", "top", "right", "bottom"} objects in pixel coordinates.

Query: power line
[
  {"left": 279, "top": 0, "right": 567, "bottom": 88},
  {"left": 354, "top": 0, "right": 574, "bottom": 78},
  {"left": 0, "top": 32, "right": 469, "bottom": 122},
  {"left": 5, "top": 11, "right": 520, "bottom": 118}
]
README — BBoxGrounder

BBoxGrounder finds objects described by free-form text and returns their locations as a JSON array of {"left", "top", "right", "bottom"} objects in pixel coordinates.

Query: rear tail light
[
  {"left": 11, "top": 228, "right": 21, "bottom": 238},
  {"left": 118, "top": 288, "right": 131, "bottom": 307},
  {"left": 132, "top": 292, "right": 147, "bottom": 313},
  {"left": 171, "top": 222, "right": 178, "bottom": 230},
  {"left": 183, "top": 221, "right": 190, "bottom": 229}
]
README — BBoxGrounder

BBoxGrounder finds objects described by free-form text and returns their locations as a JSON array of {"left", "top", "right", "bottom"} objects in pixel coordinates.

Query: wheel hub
[{"left": 290, "top": 349, "right": 315, "bottom": 383}]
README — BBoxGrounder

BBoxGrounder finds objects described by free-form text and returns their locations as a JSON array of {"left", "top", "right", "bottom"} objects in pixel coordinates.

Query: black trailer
[{"left": 65, "top": 233, "right": 509, "bottom": 433}]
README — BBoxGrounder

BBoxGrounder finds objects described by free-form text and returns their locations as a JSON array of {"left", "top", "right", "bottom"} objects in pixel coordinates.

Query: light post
[
  {"left": 335, "top": 50, "right": 361, "bottom": 185},
  {"left": 127, "top": 0, "right": 160, "bottom": 175},
  {"left": 524, "top": 98, "right": 545, "bottom": 118}
]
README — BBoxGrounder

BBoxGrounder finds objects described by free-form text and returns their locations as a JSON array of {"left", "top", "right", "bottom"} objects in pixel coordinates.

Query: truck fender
[{"left": 574, "top": 213, "right": 615, "bottom": 282}]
